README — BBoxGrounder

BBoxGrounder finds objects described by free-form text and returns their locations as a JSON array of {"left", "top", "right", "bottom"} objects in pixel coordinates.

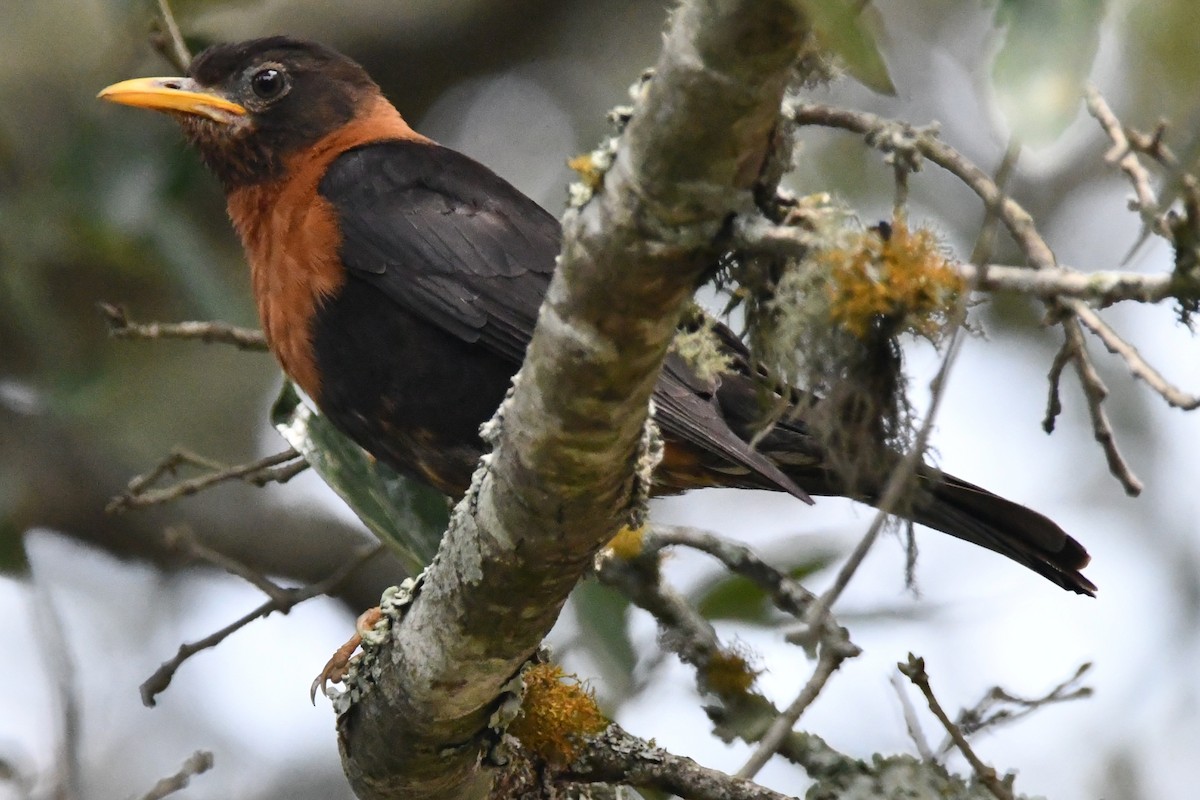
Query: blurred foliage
[
  {"left": 800, "top": 0, "right": 895, "bottom": 95},
  {"left": 570, "top": 579, "right": 638, "bottom": 702},
  {"left": 987, "top": 0, "right": 1109, "bottom": 145},
  {"left": 693, "top": 549, "right": 837, "bottom": 624}
]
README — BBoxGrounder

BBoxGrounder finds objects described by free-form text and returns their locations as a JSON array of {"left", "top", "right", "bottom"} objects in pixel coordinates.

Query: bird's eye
[{"left": 250, "top": 67, "right": 286, "bottom": 100}]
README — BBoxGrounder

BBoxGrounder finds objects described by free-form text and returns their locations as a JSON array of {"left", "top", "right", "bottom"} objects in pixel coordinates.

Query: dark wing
[
  {"left": 319, "top": 140, "right": 560, "bottom": 364},
  {"left": 320, "top": 139, "right": 810, "bottom": 500}
]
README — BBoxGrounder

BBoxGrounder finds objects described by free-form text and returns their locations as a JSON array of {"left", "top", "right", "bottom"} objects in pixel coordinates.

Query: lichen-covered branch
[
  {"left": 564, "top": 726, "right": 796, "bottom": 800},
  {"left": 595, "top": 539, "right": 856, "bottom": 774},
  {"left": 786, "top": 100, "right": 1200, "bottom": 490},
  {"left": 334, "top": 3, "right": 812, "bottom": 798}
]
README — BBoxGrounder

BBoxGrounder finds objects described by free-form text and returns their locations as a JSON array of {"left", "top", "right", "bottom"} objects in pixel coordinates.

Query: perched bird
[{"left": 99, "top": 36, "right": 1095, "bottom": 595}]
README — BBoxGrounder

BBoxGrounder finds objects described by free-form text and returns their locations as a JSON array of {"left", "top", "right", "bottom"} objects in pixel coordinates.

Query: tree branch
[
  {"left": 99, "top": 303, "right": 267, "bottom": 351},
  {"left": 565, "top": 726, "right": 797, "bottom": 800},
  {"left": 786, "top": 101, "right": 1200, "bottom": 489},
  {"left": 106, "top": 447, "right": 306, "bottom": 513},
  {"left": 899, "top": 655, "right": 1015, "bottom": 800},
  {"left": 335, "top": 5, "right": 812, "bottom": 796},
  {"left": 141, "top": 543, "right": 383, "bottom": 707},
  {"left": 136, "top": 751, "right": 214, "bottom": 800}
]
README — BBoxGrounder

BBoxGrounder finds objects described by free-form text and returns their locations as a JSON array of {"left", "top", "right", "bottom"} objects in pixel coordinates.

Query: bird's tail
[{"left": 905, "top": 469, "right": 1095, "bottom": 595}]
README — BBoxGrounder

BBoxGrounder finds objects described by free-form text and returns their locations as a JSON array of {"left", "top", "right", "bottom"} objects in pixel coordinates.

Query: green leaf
[
  {"left": 571, "top": 579, "right": 638, "bottom": 701},
  {"left": 271, "top": 383, "right": 447, "bottom": 576},
  {"left": 799, "top": 0, "right": 896, "bottom": 95},
  {"left": 693, "top": 552, "right": 837, "bottom": 624},
  {"left": 0, "top": 519, "right": 28, "bottom": 576},
  {"left": 990, "top": 0, "right": 1110, "bottom": 145}
]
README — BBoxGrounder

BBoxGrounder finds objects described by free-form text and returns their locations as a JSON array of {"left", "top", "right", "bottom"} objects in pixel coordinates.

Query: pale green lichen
[{"left": 330, "top": 577, "right": 422, "bottom": 716}]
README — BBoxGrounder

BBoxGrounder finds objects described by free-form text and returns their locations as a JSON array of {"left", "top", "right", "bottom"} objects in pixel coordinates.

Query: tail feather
[{"left": 911, "top": 471, "right": 1095, "bottom": 596}]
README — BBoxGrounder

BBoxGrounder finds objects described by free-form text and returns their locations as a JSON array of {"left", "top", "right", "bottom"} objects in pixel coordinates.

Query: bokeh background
[{"left": 2, "top": 0, "right": 1198, "bottom": 798}]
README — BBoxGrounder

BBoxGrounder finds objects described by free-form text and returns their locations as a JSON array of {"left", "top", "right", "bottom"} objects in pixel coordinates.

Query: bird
[{"left": 98, "top": 36, "right": 1095, "bottom": 597}]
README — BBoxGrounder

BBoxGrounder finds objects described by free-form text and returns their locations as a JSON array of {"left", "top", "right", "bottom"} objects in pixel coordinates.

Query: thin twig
[
  {"left": 646, "top": 525, "right": 818, "bottom": 615},
  {"left": 735, "top": 626, "right": 858, "bottom": 779},
  {"left": 163, "top": 526, "right": 291, "bottom": 603},
  {"left": 595, "top": 547, "right": 850, "bottom": 773},
  {"left": 1084, "top": 85, "right": 1162, "bottom": 231},
  {"left": 140, "top": 544, "right": 384, "bottom": 707},
  {"left": 1042, "top": 337, "right": 1074, "bottom": 433},
  {"left": 137, "top": 751, "right": 214, "bottom": 800},
  {"left": 937, "top": 662, "right": 1092, "bottom": 755},
  {"left": 28, "top": 564, "right": 81, "bottom": 800},
  {"left": 787, "top": 101, "right": 1176, "bottom": 490},
  {"left": 891, "top": 672, "right": 935, "bottom": 761},
  {"left": 100, "top": 303, "right": 268, "bottom": 351},
  {"left": 107, "top": 447, "right": 306, "bottom": 512},
  {"left": 898, "top": 655, "right": 1015, "bottom": 800},
  {"left": 802, "top": 327, "right": 966, "bottom": 630},
  {"left": 1072, "top": 300, "right": 1200, "bottom": 410},
  {"left": 152, "top": 0, "right": 192, "bottom": 73},
  {"left": 1062, "top": 321, "right": 1143, "bottom": 495}
]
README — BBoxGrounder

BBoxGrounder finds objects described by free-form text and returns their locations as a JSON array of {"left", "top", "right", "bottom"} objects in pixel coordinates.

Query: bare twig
[
  {"left": 891, "top": 672, "right": 935, "bottom": 761},
  {"left": 107, "top": 447, "right": 307, "bottom": 513},
  {"left": 140, "top": 544, "right": 383, "bottom": 706},
  {"left": 735, "top": 625, "right": 858, "bottom": 779},
  {"left": 1072, "top": 300, "right": 1200, "bottom": 410},
  {"left": 137, "top": 751, "right": 214, "bottom": 800},
  {"left": 100, "top": 303, "right": 267, "bottom": 351},
  {"left": 959, "top": 262, "right": 1179, "bottom": 305},
  {"left": 802, "top": 328, "right": 966, "bottom": 630},
  {"left": 787, "top": 102, "right": 1185, "bottom": 490},
  {"left": 938, "top": 662, "right": 1093, "bottom": 755},
  {"left": 151, "top": 0, "right": 191, "bottom": 73},
  {"left": 163, "top": 526, "right": 291, "bottom": 603},
  {"left": 28, "top": 564, "right": 81, "bottom": 800},
  {"left": 595, "top": 548, "right": 743, "bottom": 699},
  {"left": 612, "top": 529, "right": 857, "bottom": 780},
  {"left": 1085, "top": 86, "right": 1162, "bottom": 231},
  {"left": 1043, "top": 337, "right": 1074, "bottom": 433},
  {"left": 646, "top": 525, "right": 818, "bottom": 615},
  {"left": 1062, "top": 321, "right": 1143, "bottom": 495},
  {"left": 898, "top": 655, "right": 1015, "bottom": 800}
]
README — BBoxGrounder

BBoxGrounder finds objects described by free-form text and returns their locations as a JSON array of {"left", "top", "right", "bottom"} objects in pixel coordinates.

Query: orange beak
[{"left": 98, "top": 77, "right": 247, "bottom": 123}]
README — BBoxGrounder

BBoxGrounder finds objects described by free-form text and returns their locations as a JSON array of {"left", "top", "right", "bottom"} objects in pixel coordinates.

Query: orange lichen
[
  {"left": 568, "top": 152, "right": 605, "bottom": 191},
  {"left": 821, "top": 220, "right": 964, "bottom": 341},
  {"left": 704, "top": 646, "right": 761, "bottom": 696},
  {"left": 508, "top": 663, "right": 608, "bottom": 765},
  {"left": 605, "top": 525, "right": 646, "bottom": 560}
]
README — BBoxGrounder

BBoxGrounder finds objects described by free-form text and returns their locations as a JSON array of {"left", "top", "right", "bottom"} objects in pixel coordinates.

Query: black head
[{"left": 100, "top": 37, "right": 380, "bottom": 188}]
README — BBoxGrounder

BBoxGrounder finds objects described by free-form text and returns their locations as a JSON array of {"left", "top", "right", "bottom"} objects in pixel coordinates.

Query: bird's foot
[{"left": 310, "top": 606, "right": 383, "bottom": 703}]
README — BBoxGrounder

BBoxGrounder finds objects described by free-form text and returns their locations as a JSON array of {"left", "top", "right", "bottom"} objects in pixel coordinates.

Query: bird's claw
[{"left": 310, "top": 606, "right": 383, "bottom": 704}]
